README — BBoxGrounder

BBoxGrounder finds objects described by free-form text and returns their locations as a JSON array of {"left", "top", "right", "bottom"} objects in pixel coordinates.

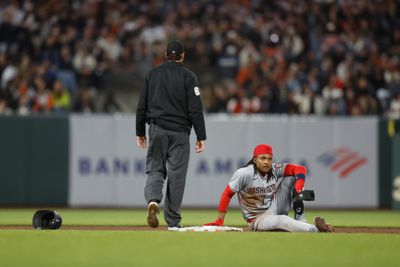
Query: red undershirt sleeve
[
  {"left": 284, "top": 164, "right": 307, "bottom": 193},
  {"left": 218, "top": 185, "right": 236, "bottom": 213}
]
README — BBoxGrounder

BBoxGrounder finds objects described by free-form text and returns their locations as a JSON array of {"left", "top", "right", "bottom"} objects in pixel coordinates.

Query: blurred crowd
[{"left": 0, "top": 0, "right": 400, "bottom": 118}]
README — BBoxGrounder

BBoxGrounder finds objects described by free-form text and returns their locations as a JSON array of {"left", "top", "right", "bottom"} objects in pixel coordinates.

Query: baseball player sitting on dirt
[{"left": 204, "top": 144, "right": 334, "bottom": 232}]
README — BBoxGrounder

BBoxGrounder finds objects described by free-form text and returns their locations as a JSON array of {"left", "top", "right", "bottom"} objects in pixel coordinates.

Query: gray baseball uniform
[{"left": 229, "top": 163, "right": 319, "bottom": 232}]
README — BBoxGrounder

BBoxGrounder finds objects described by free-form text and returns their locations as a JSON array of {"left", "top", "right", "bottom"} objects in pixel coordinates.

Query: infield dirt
[{"left": 1, "top": 225, "right": 400, "bottom": 233}]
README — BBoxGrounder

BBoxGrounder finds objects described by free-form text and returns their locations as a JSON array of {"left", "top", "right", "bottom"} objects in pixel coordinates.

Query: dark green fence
[
  {"left": 379, "top": 118, "right": 400, "bottom": 210},
  {"left": 390, "top": 120, "right": 400, "bottom": 210},
  {"left": 0, "top": 116, "right": 69, "bottom": 205}
]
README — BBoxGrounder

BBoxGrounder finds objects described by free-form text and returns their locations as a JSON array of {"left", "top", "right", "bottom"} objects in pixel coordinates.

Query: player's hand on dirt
[
  {"left": 195, "top": 140, "right": 205, "bottom": 153},
  {"left": 137, "top": 136, "right": 147, "bottom": 149},
  {"left": 203, "top": 218, "right": 224, "bottom": 226}
]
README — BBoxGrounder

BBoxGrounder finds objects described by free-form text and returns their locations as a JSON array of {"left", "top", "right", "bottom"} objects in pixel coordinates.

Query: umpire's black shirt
[{"left": 136, "top": 61, "right": 206, "bottom": 141}]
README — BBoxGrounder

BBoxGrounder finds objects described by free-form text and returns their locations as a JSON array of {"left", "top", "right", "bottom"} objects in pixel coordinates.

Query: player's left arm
[{"left": 284, "top": 164, "right": 307, "bottom": 193}]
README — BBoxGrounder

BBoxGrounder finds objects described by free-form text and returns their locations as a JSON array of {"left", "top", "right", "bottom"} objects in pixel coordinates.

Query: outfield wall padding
[
  {"left": 1, "top": 115, "right": 398, "bottom": 209},
  {"left": 391, "top": 120, "right": 400, "bottom": 210},
  {"left": 0, "top": 116, "right": 69, "bottom": 205},
  {"left": 378, "top": 119, "right": 393, "bottom": 208},
  {"left": 69, "top": 115, "right": 379, "bottom": 208}
]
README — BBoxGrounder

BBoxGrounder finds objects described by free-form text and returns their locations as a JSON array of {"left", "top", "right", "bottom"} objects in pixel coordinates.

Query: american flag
[{"left": 317, "top": 147, "right": 367, "bottom": 178}]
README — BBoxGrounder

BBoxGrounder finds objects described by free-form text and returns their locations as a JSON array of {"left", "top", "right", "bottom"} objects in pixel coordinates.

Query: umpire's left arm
[{"left": 185, "top": 71, "right": 206, "bottom": 141}]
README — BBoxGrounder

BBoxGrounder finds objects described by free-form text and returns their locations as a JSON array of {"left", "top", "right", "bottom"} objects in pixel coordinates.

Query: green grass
[
  {"left": 1, "top": 208, "right": 400, "bottom": 267},
  {"left": 1, "top": 208, "right": 400, "bottom": 227}
]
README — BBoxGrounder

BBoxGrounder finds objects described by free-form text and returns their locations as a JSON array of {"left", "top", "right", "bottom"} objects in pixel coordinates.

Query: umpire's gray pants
[{"left": 144, "top": 123, "right": 190, "bottom": 226}]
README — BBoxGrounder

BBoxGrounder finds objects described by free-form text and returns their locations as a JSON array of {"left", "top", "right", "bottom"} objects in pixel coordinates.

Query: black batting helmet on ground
[{"left": 32, "top": 210, "right": 62, "bottom": 230}]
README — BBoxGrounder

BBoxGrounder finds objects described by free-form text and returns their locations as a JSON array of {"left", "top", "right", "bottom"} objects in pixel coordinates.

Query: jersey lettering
[{"left": 246, "top": 184, "right": 277, "bottom": 194}]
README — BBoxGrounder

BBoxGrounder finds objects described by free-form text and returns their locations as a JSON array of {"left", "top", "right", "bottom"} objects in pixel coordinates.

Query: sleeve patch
[
  {"left": 194, "top": 86, "right": 200, "bottom": 96},
  {"left": 274, "top": 163, "right": 283, "bottom": 168}
]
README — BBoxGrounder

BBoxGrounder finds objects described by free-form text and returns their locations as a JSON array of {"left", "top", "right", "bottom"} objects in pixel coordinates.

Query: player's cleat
[
  {"left": 147, "top": 202, "right": 160, "bottom": 228},
  {"left": 313, "top": 216, "right": 334, "bottom": 232}
]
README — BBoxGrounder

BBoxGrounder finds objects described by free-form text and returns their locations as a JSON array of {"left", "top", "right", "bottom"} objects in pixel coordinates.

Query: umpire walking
[{"left": 136, "top": 40, "right": 207, "bottom": 229}]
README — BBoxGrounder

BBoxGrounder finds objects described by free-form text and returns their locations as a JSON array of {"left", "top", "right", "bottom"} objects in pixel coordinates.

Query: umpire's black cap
[
  {"left": 32, "top": 210, "right": 62, "bottom": 230},
  {"left": 166, "top": 40, "right": 185, "bottom": 57}
]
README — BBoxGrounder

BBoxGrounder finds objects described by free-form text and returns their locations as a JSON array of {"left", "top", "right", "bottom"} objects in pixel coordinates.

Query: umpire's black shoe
[
  {"left": 147, "top": 202, "right": 160, "bottom": 228},
  {"left": 167, "top": 224, "right": 182, "bottom": 231}
]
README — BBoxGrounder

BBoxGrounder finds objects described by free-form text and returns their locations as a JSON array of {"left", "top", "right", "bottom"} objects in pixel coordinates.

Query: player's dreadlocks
[{"left": 243, "top": 158, "right": 254, "bottom": 168}]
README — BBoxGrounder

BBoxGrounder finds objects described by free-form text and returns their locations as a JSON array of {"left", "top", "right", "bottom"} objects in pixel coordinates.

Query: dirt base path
[{"left": 1, "top": 225, "right": 400, "bottom": 233}]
